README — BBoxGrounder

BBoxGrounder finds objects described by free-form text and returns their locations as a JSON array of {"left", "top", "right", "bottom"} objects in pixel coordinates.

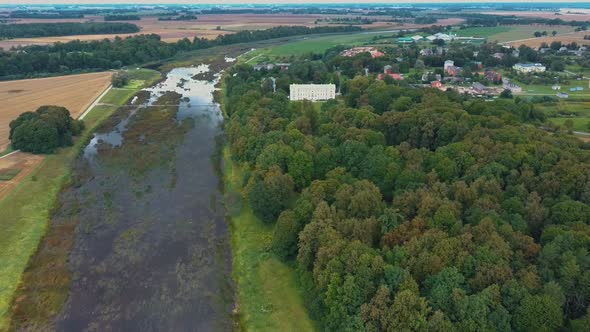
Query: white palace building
[{"left": 289, "top": 84, "right": 336, "bottom": 102}]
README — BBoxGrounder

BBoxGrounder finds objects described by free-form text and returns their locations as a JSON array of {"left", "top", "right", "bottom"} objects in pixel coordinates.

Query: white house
[
  {"left": 513, "top": 63, "right": 546, "bottom": 73},
  {"left": 289, "top": 84, "right": 336, "bottom": 102},
  {"left": 444, "top": 60, "right": 455, "bottom": 71}
]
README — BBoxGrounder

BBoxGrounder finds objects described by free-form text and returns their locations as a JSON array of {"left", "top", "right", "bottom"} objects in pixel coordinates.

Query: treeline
[
  {"left": 103, "top": 15, "right": 141, "bottom": 21},
  {"left": 9, "top": 10, "right": 84, "bottom": 19},
  {"left": 0, "top": 25, "right": 361, "bottom": 79},
  {"left": 223, "top": 52, "right": 590, "bottom": 331},
  {"left": 462, "top": 13, "right": 590, "bottom": 27},
  {"left": 158, "top": 15, "right": 197, "bottom": 21},
  {"left": 0, "top": 23, "right": 140, "bottom": 39}
]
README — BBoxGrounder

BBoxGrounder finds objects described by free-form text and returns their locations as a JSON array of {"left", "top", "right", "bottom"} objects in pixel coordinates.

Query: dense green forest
[
  {"left": 0, "top": 22, "right": 140, "bottom": 39},
  {"left": 0, "top": 25, "right": 360, "bottom": 79},
  {"left": 223, "top": 51, "right": 590, "bottom": 331}
]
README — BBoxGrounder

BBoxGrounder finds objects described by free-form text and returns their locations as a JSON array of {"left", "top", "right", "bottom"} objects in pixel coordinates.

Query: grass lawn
[
  {"left": 549, "top": 117, "right": 590, "bottom": 131},
  {"left": 454, "top": 26, "right": 512, "bottom": 38},
  {"left": 537, "top": 100, "right": 590, "bottom": 132},
  {"left": 0, "top": 68, "right": 160, "bottom": 329},
  {"left": 224, "top": 147, "right": 316, "bottom": 331},
  {"left": 0, "top": 147, "right": 14, "bottom": 157},
  {"left": 99, "top": 88, "right": 136, "bottom": 105},
  {"left": 123, "top": 79, "right": 145, "bottom": 89},
  {"left": 0, "top": 169, "right": 20, "bottom": 181}
]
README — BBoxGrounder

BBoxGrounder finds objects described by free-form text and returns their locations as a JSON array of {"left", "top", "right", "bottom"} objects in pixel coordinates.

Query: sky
[{"left": 2, "top": 0, "right": 589, "bottom": 4}]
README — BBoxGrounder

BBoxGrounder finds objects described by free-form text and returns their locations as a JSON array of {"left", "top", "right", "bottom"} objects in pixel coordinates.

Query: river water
[{"left": 53, "top": 65, "right": 233, "bottom": 331}]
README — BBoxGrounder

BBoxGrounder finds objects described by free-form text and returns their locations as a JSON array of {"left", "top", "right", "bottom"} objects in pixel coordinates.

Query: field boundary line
[
  {"left": 79, "top": 84, "right": 112, "bottom": 120},
  {"left": 0, "top": 150, "right": 20, "bottom": 160}
]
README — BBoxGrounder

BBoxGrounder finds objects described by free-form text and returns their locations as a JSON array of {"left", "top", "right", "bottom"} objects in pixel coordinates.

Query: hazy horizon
[{"left": 2, "top": 0, "right": 590, "bottom": 5}]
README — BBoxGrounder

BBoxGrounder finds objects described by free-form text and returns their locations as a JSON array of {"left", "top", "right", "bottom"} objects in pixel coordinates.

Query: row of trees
[
  {"left": 224, "top": 51, "right": 590, "bottom": 330},
  {"left": 0, "top": 23, "right": 139, "bottom": 39},
  {"left": 0, "top": 25, "right": 360, "bottom": 79},
  {"left": 103, "top": 15, "right": 141, "bottom": 21},
  {"left": 9, "top": 106, "right": 84, "bottom": 154}
]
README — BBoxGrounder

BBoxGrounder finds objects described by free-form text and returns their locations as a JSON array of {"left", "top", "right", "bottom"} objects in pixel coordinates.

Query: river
[{"left": 51, "top": 64, "right": 233, "bottom": 331}]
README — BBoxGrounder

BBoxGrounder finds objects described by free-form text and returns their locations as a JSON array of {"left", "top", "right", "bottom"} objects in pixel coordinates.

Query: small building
[
  {"left": 552, "top": 85, "right": 561, "bottom": 90},
  {"left": 411, "top": 35, "right": 424, "bottom": 42},
  {"left": 253, "top": 63, "right": 275, "bottom": 71},
  {"left": 484, "top": 69, "right": 502, "bottom": 83},
  {"left": 503, "top": 82, "right": 522, "bottom": 94},
  {"left": 539, "top": 47, "right": 551, "bottom": 54},
  {"left": 289, "top": 84, "right": 336, "bottom": 102},
  {"left": 559, "top": 47, "right": 569, "bottom": 52},
  {"left": 420, "top": 48, "right": 433, "bottom": 56},
  {"left": 378, "top": 73, "right": 403, "bottom": 81},
  {"left": 557, "top": 92, "right": 569, "bottom": 98},
  {"left": 493, "top": 53, "right": 505, "bottom": 59},
  {"left": 513, "top": 63, "right": 547, "bottom": 73},
  {"left": 275, "top": 63, "right": 290, "bottom": 71},
  {"left": 577, "top": 86, "right": 584, "bottom": 91},
  {"left": 431, "top": 81, "right": 443, "bottom": 88},
  {"left": 472, "top": 82, "right": 487, "bottom": 94},
  {"left": 444, "top": 60, "right": 455, "bottom": 71},
  {"left": 398, "top": 37, "right": 415, "bottom": 44}
]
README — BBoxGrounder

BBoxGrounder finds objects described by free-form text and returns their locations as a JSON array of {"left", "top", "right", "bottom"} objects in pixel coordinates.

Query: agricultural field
[
  {"left": 0, "top": 152, "right": 44, "bottom": 202},
  {"left": 0, "top": 72, "right": 112, "bottom": 151},
  {"left": 456, "top": 25, "right": 577, "bottom": 43},
  {"left": 0, "top": 15, "right": 464, "bottom": 50},
  {"left": 481, "top": 9, "right": 590, "bottom": 22},
  {"left": 247, "top": 30, "right": 396, "bottom": 58},
  {"left": 504, "top": 30, "right": 590, "bottom": 48}
]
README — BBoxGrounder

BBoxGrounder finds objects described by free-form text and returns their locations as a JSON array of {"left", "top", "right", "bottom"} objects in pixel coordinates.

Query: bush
[{"left": 112, "top": 71, "right": 129, "bottom": 88}]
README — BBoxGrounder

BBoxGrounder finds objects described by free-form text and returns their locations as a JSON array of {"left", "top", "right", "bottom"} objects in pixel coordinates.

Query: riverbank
[
  {"left": 0, "top": 69, "right": 160, "bottom": 330},
  {"left": 223, "top": 147, "right": 316, "bottom": 332}
]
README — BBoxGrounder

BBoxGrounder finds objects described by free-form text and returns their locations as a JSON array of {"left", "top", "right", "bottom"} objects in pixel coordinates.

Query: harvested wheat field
[
  {"left": 0, "top": 152, "right": 44, "bottom": 201},
  {"left": 0, "top": 72, "right": 112, "bottom": 150},
  {"left": 505, "top": 30, "right": 590, "bottom": 48}
]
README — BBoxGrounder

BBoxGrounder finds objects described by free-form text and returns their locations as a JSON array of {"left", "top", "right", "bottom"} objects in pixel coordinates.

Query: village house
[
  {"left": 503, "top": 82, "right": 522, "bottom": 94},
  {"left": 472, "top": 82, "right": 487, "bottom": 94},
  {"left": 484, "top": 69, "right": 502, "bottom": 83},
  {"left": 431, "top": 81, "right": 443, "bottom": 88},
  {"left": 289, "top": 84, "right": 336, "bottom": 101}
]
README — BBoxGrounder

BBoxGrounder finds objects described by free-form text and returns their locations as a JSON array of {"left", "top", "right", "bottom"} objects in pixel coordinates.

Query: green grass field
[
  {"left": 537, "top": 100, "right": 590, "bottom": 132},
  {"left": 264, "top": 31, "right": 393, "bottom": 57},
  {"left": 454, "top": 26, "right": 512, "bottom": 38},
  {"left": 0, "top": 68, "right": 160, "bottom": 329},
  {"left": 0, "top": 169, "right": 19, "bottom": 181},
  {"left": 224, "top": 147, "right": 316, "bottom": 331}
]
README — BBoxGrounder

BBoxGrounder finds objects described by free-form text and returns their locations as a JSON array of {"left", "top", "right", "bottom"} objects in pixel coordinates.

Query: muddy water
[{"left": 54, "top": 65, "right": 233, "bottom": 331}]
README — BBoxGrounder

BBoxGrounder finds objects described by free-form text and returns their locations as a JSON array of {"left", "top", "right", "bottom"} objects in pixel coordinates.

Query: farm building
[
  {"left": 289, "top": 84, "right": 336, "bottom": 102},
  {"left": 513, "top": 63, "right": 546, "bottom": 73},
  {"left": 557, "top": 92, "right": 569, "bottom": 98},
  {"left": 398, "top": 37, "right": 414, "bottom": 44}
]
